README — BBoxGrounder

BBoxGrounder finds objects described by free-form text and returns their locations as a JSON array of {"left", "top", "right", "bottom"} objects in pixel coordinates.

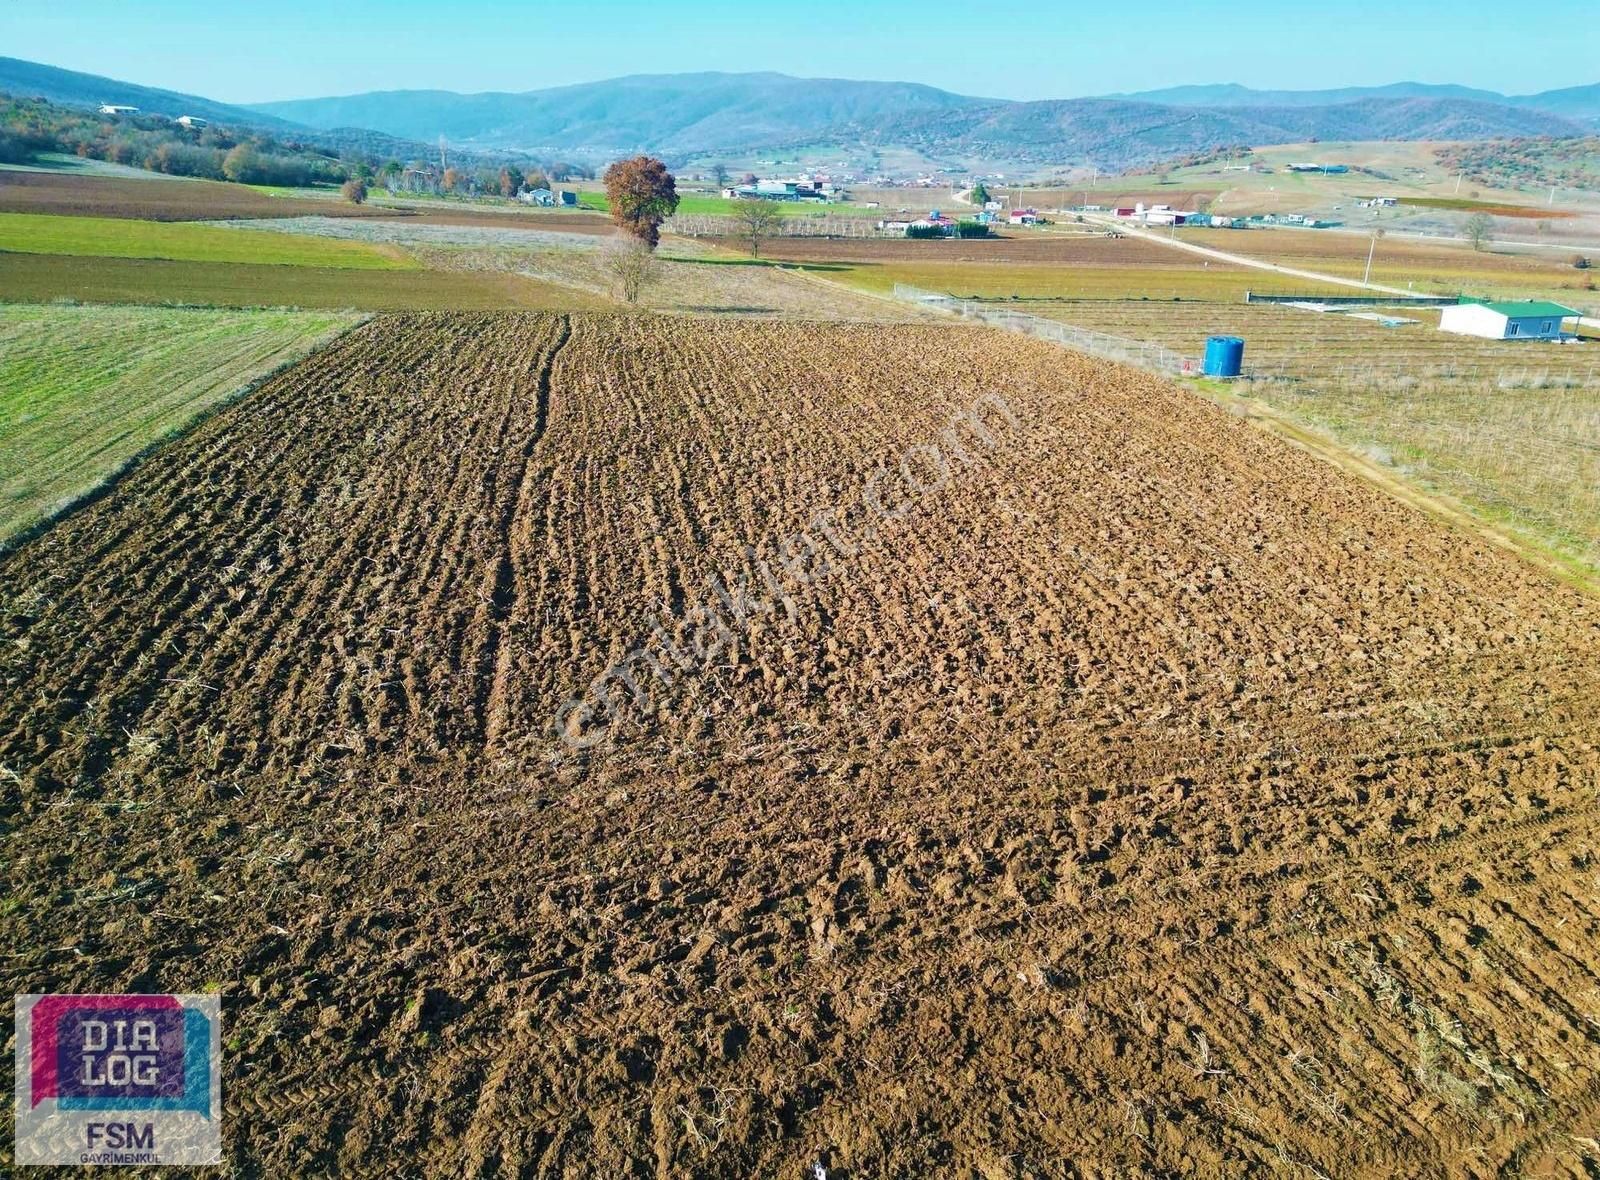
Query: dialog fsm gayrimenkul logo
[{"left": 14, "top": 994, "right": 221, "bottom": 1166}]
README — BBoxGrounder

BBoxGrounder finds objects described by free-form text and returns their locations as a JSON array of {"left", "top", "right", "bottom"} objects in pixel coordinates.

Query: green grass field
[
  {"left": 0, "top": 303, "right": 360, "bottom": 541},
  {"left": 0, "top": 213, "right": 416, "bottom": 269},
  {"left": 0, "top": 252, "right": 603, "bottom": 311}
]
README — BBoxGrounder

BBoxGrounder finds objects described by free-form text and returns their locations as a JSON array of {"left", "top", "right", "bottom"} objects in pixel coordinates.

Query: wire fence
[
  {"left": 669, "top": 213, "right": 901, "bottom": 239},
  {"left": 892, "top": 284, "right": 1204, "bottom": 376}
]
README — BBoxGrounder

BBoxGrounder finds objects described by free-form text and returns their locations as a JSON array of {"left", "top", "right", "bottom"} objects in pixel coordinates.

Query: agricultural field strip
[
  {"left": 4, "top": 314, "right": 1599, "bottom": 1175},
  {"left": 0, "top": 211, "right": 415, "bottom": 268},
  {"left": 206, "top": 216, "right": 604, "bottom": 252},
  {"left": 0, "top": 303, "right": 362, "bottom": 541},
  {"left": 0, "top": 251, "right": 602, "bottom": 312},
  {"left": 202, "top": 215, "right": 905, "bottom": 319}
]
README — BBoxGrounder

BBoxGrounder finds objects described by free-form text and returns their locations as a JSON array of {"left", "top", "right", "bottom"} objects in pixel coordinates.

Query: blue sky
[{"left": 3, "top": 0, "right": 1594, "bottom": 102}]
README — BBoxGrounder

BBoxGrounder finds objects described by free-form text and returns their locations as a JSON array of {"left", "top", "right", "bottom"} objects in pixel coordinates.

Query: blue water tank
[{"left": 1203, "top": 335, "right": 1245, "bottom": 377}]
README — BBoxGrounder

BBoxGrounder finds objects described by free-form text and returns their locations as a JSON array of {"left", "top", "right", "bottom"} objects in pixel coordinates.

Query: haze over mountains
[
  {"left": 1113, "top": 80, "right": 1600, "bottom": 118},
  {"left": 3, "top": 55, "right": 1596, "bottom": 173},
  {"left": 253, "top": 74, "right": 1599, "bottom": 162}
]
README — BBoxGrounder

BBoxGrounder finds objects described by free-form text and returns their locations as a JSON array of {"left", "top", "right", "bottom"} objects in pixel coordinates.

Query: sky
[{"left": 2, "top": 0, "right": 1595, "bottom": 103}]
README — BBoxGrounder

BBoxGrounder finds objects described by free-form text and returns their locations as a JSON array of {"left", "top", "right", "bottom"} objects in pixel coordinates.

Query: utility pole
[
  {"left": 1364, "top": 233, "right": 1377, "bottom": 286},
  {"left": 1454, "top": 171, "right": 1463, "bottom": 195},
  {"left": 439, "top": 134, "right": 447, "bottom": 172},
  {"left": 1550, "top": 185, "right": 1557, "bottom": 206}
]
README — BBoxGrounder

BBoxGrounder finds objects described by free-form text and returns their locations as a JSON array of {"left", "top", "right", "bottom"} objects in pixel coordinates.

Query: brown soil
[
  {"left": 3, "top": 313, "right": 1599, "bottom": 1178},
  {"left": 401, "top": 209, "right": 616, "bottom": 236},
  {"left": 0, "top": 251, "right": 605, "bottom": 310},
  {"left": 734, "top": 233, "right": 1232, "bottom": 268},
  {"left": 0, "top": 170, "right": 615, "bottom": 234},
  {"left": 0, "top": 170, "right": 403, "bottom": 221}
]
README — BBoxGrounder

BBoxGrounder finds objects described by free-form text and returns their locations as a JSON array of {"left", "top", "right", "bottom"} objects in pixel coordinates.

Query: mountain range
[
  {"left": 1112, "top": 80, "right": 1600, "bottom": 121},
  {"left": 3, "top": 55, "right": 1596, "bottom": 173},
  {"left": 251, "top": 75, "right": 1599, "bottom": 165}
]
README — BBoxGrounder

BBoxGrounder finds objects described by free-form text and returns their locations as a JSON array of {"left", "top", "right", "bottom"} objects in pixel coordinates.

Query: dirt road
[{"left": 1081, "top": 213, "right": 1428, "bottom": 298}]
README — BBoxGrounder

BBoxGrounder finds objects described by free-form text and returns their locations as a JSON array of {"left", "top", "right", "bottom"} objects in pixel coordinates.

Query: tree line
[{"left": 0, "top": 94, "right": 589, "bottom": 192}]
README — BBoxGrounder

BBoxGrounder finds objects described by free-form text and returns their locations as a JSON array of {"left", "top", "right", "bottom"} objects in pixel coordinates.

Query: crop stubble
[{"left": 1, "top": 313, "right": 1599, "bottom": 1177}]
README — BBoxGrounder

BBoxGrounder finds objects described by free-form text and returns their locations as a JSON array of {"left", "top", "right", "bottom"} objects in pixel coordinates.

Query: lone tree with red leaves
[{"left": 603, "top": 155, "right": 679, "bottom": 249}]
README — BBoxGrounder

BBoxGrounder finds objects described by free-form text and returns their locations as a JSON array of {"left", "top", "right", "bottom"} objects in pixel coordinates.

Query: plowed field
[{"left": 3, "top": 313, "right": 1599, "bottom": 1178}]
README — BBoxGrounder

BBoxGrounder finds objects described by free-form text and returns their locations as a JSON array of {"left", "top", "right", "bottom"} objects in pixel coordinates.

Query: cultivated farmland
[
  {"left": 1182, "top": 226, "right": 1600, "bottom": 303},
  {"left": 0, "top": 252, "right": 605, "bottom": 312},
  {"left": 2, "top": 313, "right": 1599, "bottom": 1177},
  {"left": 0, "top": 212, "right": 414, "bottom": 268},
  {"left": 0, "top": 303, "right": 358, "bottom": 540},
  {"left": 0, "top": 169, "right": 408, "bottom": 222}
]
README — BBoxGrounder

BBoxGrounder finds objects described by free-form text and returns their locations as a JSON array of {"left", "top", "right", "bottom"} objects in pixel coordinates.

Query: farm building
[
  {"left": 1009, "top": 208, "right": 1040, "bottom": 225},
  {"left": 98, "top": 104, "right": 138, "bottom": 116},
  {"left": 1438, "top": 301, "right": 1580, "bottom": 341},
  {"left": 518, "top": 188, "right": 555, "bottom": 207},
  {"left": 558, "top": 190, "right": 578, "bottom": 206},
  {"left": 724, "top": 177, "right": 831, "bottom": 202},
  {"left": 175, "top": 115, "right": 208, "bottom": 129}
]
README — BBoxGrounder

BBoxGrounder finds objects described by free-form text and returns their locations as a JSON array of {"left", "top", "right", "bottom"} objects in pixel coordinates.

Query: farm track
[{"left": 2, "top": 312, "right": 1600, "bottom": 1177}]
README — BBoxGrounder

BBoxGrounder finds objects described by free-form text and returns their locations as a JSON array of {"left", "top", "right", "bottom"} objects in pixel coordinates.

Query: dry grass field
[
  {"left": 3, "top": 313, "right": 1599, "bottom": 1177},
  {"left": 1032, "top": 300, "right": 1600, "bottom": 575},
  {"left": 1184, "top": 227, "right": 1600, "bottom": 303}
]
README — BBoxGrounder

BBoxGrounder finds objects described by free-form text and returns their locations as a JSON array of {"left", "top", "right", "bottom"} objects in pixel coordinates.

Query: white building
[
  {"left": 1438, "top": 301, "right": 1579, "bottom": 341},
  {"left": 98, "top": 104, "right": 139, "bottom": 116},
  {"left": 175, "top": 115, "right": 208, "bottom": 129}
]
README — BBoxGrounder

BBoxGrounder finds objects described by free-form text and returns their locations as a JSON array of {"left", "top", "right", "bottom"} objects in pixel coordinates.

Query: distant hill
[
  {"left": 1115, "top": 81, "right": 1600, "bottom": 123},
  {"left": 1111, "top": 82, "right": 1510, "bottom": 108},
  {"left": 1516, "top": 83, "right": 1600, "bottom": 123},
  {"left": 0, "top": 55, "right": 299, "bottom": 129},
  {"left": 251, "top": 72, "right": 989, "bottom": 156},
  {"left": 4, "top": 57, "right": 1594, "bottom": 175},
  {"left": 835, "top": 95, "right": 1589, "bottom": 171},
  {"left": 256, "top": 72, "right": 1594, "bottom": 168},
  {"left": 0, "top": 57, "right": 556, "bottom": 170}
]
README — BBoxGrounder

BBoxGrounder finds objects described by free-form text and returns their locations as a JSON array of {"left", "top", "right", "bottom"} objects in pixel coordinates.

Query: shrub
[
  {"left": 341, "top": 178, "right": 368, "bottom": 205},
  {"left": 0, "top": 130, "right": 34, "bottom": 164}
]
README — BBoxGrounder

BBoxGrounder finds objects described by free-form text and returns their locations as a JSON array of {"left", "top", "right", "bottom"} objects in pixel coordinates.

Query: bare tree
[
  {"left": 732, "top": 199, "right": 785, "bottom": 259},
  {"left": 601, "top": 235, "right": 660, "bottom": 304},
  {"left": 1463, "top": 212, "right": 1495, "bottom": 252}
]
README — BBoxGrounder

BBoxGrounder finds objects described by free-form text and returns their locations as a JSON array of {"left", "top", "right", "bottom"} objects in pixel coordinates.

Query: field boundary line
[
  {"left": 889, "top": 283, "right": 1203, "bottom": 376},
  {"left": 1190, "top": 379, "right": 1600, "bottom": 595},
  {"left": 0, "top": 308, "right": 371, "bottom": 557}
]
